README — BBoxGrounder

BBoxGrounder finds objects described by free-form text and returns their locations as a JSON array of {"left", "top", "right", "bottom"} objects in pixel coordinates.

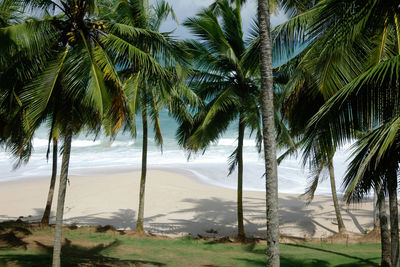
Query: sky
[{"left": 150, "top": 0, "right": 288, "bottom": 39}]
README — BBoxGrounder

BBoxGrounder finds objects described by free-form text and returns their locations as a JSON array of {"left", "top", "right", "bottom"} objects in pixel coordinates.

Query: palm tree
[
  {"left": 1, "top": 3, "right": 62, "bottom": 225},
  {"left": 270, "top": 0, "right": 386, "bottom": 238},
  {"left": 285, "top": 0, "right": 400, "bottom": 265},
  {"left": 255, "top": 0, "right": 321, "bottom": 264},
  {"left": 109, "top": 0, "right": 192, "bottom": 233},
  {"left": 300, "top": 130, "right": 346, "bottom": 232},
  {"left": 0, "top": 0, "right": 36, "bottom": 167},
  {"left": 1, "top": 0, "right": 176, "bottom": 265},
  {"left": 258, "top": 0, "right": 280, "bottom": 263},
  {"left": 273, "top": 59, "right": 348, "bottom": 233},
  {"left": 178, "top": 0, "right": 263, "bottom": 241},
  {"left": 342, "top": 130, "right": 398, "bottom": 267}
]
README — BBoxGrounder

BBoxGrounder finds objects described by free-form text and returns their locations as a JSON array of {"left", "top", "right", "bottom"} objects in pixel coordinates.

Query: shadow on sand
[{"left": 19, "top": 195, "right": 373, "bottom": 239}]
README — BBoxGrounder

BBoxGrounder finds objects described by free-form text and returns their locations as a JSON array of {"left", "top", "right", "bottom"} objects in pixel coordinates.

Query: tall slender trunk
[
  {"left": 328, "top": 158, "right": 346, "bottom": 233},
  {"left": 373, "top": 186, "right": 381, "bottom": 231},
  {"left": 52, "top": 130, "right": 72, "bottom": 267},
  {"left": 237, "top": 115, "right": 245, "bottom": 241},
  {"left": 258, "top": 0, "right": 280, "bottom": 265},
  {"left": 136, "top": 100, "right": 148, "bottom": 233},
  {"left": 41, "top": 137, "right": 58, "bottom": 225},
  {"left": 379, "top": 185, "right": 392, "bottom": 267},
  {"left": 388, "top": 169, "right": 399, "bottom": 267}
]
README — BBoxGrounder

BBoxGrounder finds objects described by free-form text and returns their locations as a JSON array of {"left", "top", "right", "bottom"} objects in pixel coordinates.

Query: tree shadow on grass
[
  {"left": 240, "top": 242, "right": 378, "bottom": 267},
  {"left": 0, "top": 231, "right": 28, "bottom": 249},
  {"left": 235, "top": 255, "right": 378, "bottom": 267},
  {"left": 239, "top": 243, "right": 331, "bottom": 266},
  {"left": 0, "top": 238, "right": 166, "bottom": 267},
  {"left": 285, "top": 243, "right": 379, "bottom": 266},
  {"left": 234, "top": 257, "right": 331, "bottom": 267},
  {"left": 0, "top": 221, "right": 33, "bottom": 250}
]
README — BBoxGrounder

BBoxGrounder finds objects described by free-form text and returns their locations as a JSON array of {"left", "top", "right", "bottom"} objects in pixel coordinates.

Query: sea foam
[{"left": 0, "top": 116, "right": 352, "bottom": 195}]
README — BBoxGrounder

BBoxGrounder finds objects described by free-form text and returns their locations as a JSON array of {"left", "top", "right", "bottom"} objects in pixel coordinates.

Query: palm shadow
[
  {"left": 0, "top": 220, "right": 33, "bottom": 250},
  {"left": 234, "top": 257, "right": 331, "bottom": 267},
  {"left": 0, "top": 238, "right": 166, "bottom": 266},
  {"left": 28, "top": 209, "right": 137, "bottom": 230},
  {"left": 285, "top": 243, "right": 379, "bottom": 266},
  {"left": 344, "top": 209, "right": 366, "bottom": 234},
  {"left": 145, "top": 197, "right": 266, "bottom": 237},
  {"left": 64, "top": 209, "right": 137, "bottom": 230},
  {"left": 0, "top": 231, "right": 28, "bottom": 249},
  {"left": 239, "top": 243, "right": 379, "bottom": 267}
]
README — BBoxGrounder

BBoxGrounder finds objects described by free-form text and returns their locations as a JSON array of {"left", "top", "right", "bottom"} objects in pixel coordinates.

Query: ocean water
[{"left": 0, "top": 110, "right": 352, "bottom": 195}]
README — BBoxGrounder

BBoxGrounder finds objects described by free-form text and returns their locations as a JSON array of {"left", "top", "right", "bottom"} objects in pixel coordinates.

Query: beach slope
[{"left": 0, "top": 169, "right": 374, "bottom": 238}]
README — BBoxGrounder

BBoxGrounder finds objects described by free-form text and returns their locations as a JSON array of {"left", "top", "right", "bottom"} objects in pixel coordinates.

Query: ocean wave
[
  {"left": 72, "top": 140, "right": 102, "bottom": 147},
  {"left": 111, "top": 141, "right": 135, "bottom": 147},
  {"left": 217, "top": 138, "right": 256, "bottom": 147},
  {"left": 0, "top": 124, "right": 352, "bottom": 195},
  {"left": 32, "top": 138, "right": 102, "bottom": 148}
]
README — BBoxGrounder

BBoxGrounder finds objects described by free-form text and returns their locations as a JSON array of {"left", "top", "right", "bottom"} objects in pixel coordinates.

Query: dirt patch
[
  {"left": 280, "top": 234, "right": 312, "bottom": 244},
  {"left": 279, "top": 231, "right": 373, "bottom": 245},
  {"left": 68, "top": 224, "right": 78, "bottom": 230},
  {"left": 360, "top": 228, "right": 381, "bottom": 243},
  {"left": 96, "top": 224, "right": 117, "bottom": 233},
  {"left": 0, "top": 220, "right": 382, "bottom": 247}
]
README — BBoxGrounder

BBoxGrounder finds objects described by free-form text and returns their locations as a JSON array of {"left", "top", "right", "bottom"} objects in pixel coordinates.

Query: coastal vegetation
[{"left": 1, "top": 0, "right": 400, "bottom": 266}]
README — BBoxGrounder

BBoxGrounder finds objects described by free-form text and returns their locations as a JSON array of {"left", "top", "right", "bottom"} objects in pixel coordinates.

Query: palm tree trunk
[
  {"left": 136, "top": 100, "right": 148, "bottom": 233},
  {"left": 388, "top": 169, "right": 399, "bottom": 267},
  {"left": 237, "top": 115, "right": 245, "bottom": 241},
  {"left": 41, "top": 137, "right": 58, "bottom": 225},
  {"left": 378, "top": 185, "right": 391, "bottom": 267},
  {"left": 52, "top": 130, "right": 72, "bottom": 267},
  {"left": 327, "top": 159, "right": 346, "bottom": 233},
  {"left": 258, "top": 0, "right": 280, "bottom": 265},
  {"left": 373, "top": 186, "right": 380, "bottom": 231}
]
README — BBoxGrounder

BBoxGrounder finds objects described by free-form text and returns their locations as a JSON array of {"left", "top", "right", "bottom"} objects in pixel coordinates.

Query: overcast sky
[{"left": 150, "top": 0, "right": 288, "bottom": 39}]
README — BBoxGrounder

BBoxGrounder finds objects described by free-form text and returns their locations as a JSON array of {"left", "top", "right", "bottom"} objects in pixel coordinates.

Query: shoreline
[
  {"left": 1, "top": 146, "right": 345, "bottom": 195},
  {"left": 0, "top": 164, "right": 268, "bottom": 192},
  {"left": 0, "top": 168, "right": 375, "bottom": 239},
  {"left": 0, "top": 163, "right": 337, "bottom": 195}
]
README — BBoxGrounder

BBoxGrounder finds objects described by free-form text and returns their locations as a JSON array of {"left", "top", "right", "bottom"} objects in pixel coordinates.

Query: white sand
[{"left": 0, "top": 169, "right": 375, "bottom": 238}]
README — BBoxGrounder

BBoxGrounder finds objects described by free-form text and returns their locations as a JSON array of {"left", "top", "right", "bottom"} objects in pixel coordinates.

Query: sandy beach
[{"left": 0, "top": 169, "right": 375, "bottom": 239}]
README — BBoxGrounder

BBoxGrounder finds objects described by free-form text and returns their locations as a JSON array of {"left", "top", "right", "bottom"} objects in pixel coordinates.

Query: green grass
[{"left": 0, "top": 227, "right": 381, "bottom": 266}]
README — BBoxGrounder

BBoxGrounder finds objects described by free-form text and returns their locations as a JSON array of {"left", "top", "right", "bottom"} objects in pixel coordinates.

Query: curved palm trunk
[
  {"left": 258, "top": 0, "right": 280, "bottom": 265},
  {"left": 136, "top": 101, "right": 148, "bottom": 233},
  {"left": 52, "top": 131, "right": 72, "bottom": 267},
  {"left": 327, "top": 159, "right": 346, "bottom": 233},
  {"left": 378, "top": 185, "right": 391, "bottom": 267},
  {"left": 41, "top": 137, "right": 58, "bottom": 225},
  {"left": 388, "top": 169, "right": 399, "bottom": 267},
  {"left": 237, "top": 116, "right": 245, "bottom": 241}
]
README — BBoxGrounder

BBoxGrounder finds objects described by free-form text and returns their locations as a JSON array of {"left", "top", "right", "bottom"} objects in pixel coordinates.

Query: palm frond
[{"left": 21, "top": 46, "right": 70, "bottom": 132}]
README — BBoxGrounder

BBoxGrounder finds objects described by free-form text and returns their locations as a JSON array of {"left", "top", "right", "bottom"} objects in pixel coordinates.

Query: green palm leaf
[{"left": 21, "top": 46, "right": 70, "bottom": 132}]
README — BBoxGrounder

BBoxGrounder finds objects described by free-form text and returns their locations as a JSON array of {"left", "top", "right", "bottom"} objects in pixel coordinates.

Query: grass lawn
[{"left": 0, "top": 223, "right": 381, "bottom": 266}]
